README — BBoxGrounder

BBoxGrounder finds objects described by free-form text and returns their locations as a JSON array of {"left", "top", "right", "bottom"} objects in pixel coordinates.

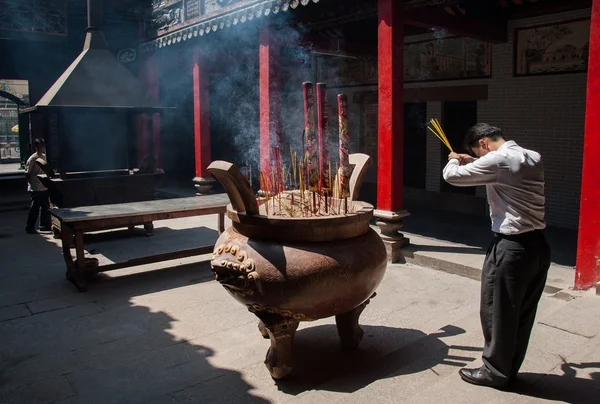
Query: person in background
[
  {"left": 442, "top": 123, "right": 550, "bottom": 389},
  {"left": 25, "top": 138, "right": 51, "bottom": 234}
]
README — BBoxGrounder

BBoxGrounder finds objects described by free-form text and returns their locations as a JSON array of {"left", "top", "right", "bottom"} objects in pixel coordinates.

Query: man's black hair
[
  {"left": 463, "top": 123, "right": 504, "bottom": 151},
  {"left": 33, "top": 138, "right": 45, "bottom": 150}
]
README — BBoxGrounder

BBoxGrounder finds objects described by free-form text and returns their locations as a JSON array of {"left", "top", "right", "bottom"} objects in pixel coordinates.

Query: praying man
[{"left": 442, "top": 123, "right": 550, "bottom": 390}]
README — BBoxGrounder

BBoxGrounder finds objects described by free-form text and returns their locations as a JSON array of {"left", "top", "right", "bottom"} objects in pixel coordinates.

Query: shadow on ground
[
  {"left": 0, "top": 260, "right": 270, "bottom": 404},
  {"left": 0, "top": 210, "right": 270, "bottom": 403},
  {"left": 512, "top": 362, "right": 600, "bottom": 404},
  {"left": 275, "top": 324, "right": 481, "bottom": 395}
]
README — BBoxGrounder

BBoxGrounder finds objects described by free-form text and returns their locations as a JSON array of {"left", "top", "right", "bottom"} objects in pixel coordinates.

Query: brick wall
[{"left": 425, "top": 101, "right": 442, "bottom": 192}]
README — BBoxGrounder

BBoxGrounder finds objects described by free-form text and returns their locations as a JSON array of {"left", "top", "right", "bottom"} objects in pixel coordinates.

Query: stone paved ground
[{"left": 0, "top": 206, "right": 598, "bottom": 404}]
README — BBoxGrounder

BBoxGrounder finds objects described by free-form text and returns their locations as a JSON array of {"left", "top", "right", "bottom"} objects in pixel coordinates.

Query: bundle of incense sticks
[
  {"left": 251, "top": 83, "right": 357, "bottom": 218},
  {"left": 428, "top": 119, "right": 453, "bottom": 152}
]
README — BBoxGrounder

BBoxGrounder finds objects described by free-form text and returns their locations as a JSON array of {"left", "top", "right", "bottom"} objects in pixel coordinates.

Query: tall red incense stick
[
  {"left": 338, "top": 94, "right": 350, "bottom": 212},
  {"left": 317, "top": 83, "right": 330, "bottom": 195},
  {"left": 303, "top": 82, "right": 319, "bottom": 192}
]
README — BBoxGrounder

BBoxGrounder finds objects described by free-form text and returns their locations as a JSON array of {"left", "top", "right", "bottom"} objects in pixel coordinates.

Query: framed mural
[
  {"left": 404, "top": 37, "right": 491, "bottom": 82},
  {"left": 315, "top": 56, "right": 378, "bottom": 88},
  {"left": 514, "top": 19, "right": 590, "bottom": 76}
]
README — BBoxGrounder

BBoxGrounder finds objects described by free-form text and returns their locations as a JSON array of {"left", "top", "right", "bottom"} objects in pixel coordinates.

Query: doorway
[
  {"left": 158, "top": 63, "right": 196, "bottom": 183},
  {"left": 441, "top": 101, "right": 477, "bottom": 194},
  {"left": 404, "top": 102, "right": 427, "bottom": 189}
]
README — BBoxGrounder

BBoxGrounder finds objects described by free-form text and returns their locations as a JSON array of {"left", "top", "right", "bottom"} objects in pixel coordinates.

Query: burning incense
[
  {"left": 274, "top": 146, "right": 283, "bottom": 192},
  {"left": 338, "top": 94, "right": 350, "bottom": 198},
  {"left": 428, "top": 119, "right": 453, "bottom": 152},
  {"left": 290, "top": 147, "right": 297, "bottom": 188},
  {"left": 302, "top": 82, "right": 319, "bottom": 192},
  {"left": 317, "top": 83, "right": 330, "bottom": 194}
]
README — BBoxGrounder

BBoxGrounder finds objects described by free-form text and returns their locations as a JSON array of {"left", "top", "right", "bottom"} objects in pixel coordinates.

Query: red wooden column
[
  {"left": 192, "top": 48, "right": 215, "bottom": 194},
  {"left": 137, "top": 53, "right": 161, "bottom": 169},
  {"left": 375, "top": 0, "right": 409, "bottom": 263},
  {"left": 259, "top": 22, "right": 281, "bottom": 190},
  {"left": 576, "top": 1, "right": 600, "bottom": 290}
]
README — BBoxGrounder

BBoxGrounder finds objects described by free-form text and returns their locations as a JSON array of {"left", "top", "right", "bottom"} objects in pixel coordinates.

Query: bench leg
[
  {"left": 218, "top": 212, "right": 225, "bottom": 235},
  {"left": 69, "top": 230, "right": 88, "bottom": 292},
  {"left": 61, "top": 227, "right": 75, "bottom": 270},
  {"left": 144, "top": 222, "right": 154, "bottom": 236}
]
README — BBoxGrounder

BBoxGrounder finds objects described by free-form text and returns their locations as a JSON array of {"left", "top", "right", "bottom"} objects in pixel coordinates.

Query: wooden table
[{"left": 50, "top": 194, "right": 230, "bottom": 292}]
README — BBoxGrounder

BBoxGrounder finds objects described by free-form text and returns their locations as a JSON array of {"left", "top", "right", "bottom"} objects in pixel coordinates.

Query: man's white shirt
[
  {"left": 25, "top": 152, "right": 47, "bottom": 192},
  {"left": 443, "top": 140, "right": 546, "bottom": 235}
]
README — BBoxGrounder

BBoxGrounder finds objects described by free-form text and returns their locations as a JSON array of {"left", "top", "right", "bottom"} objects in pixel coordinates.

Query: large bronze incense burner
[{"left": 207, "top": 154, "right": 387, "bottom": 379}]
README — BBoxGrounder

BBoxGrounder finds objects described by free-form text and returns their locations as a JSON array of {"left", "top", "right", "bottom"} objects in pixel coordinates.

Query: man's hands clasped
[{"left": 448, "top": 152, "right": 476, "bottom": 166}]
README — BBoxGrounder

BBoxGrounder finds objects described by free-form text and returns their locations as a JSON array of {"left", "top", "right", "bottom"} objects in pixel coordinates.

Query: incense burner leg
[
  {"left": 335, "top": 294, "right": 375, "bottom": 350},
  {"left": 256, "top": 313, "right": 299, "bottom": 379}
]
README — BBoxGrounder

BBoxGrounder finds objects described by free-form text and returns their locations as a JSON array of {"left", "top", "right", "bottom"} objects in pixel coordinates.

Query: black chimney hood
[{"left": 25, "top": 0, "right": 164, "bottom": 112}]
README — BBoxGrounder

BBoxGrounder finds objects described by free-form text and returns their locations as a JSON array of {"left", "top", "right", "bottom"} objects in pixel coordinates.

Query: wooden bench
[{"left": 50, "top": 194, "right": 229, "bottom": 292}]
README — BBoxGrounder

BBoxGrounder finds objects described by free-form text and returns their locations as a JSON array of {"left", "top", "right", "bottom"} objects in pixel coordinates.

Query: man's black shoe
[
  {"left": 39, "top": 226, "right": 52, "bottom": 232},
  {"left": 459, "top": 367, "right": 509, "bottom": 389}
]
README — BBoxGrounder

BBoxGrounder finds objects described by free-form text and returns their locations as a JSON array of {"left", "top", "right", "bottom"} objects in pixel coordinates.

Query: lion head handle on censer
[
  {"left": 207, "top": 161, "right": 263, "bottom": 295},
  {"left": 210, "top": 242, "right": 263, "bottom": 297}
]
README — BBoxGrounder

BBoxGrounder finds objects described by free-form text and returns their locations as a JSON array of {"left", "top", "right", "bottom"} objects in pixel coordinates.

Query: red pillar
[
  {"left": 137, "top": 54, "right": 161, "bottom": 168},
  {"left": 575, "top": 1, "right": 600, "bottom": 290},
  {"left": 193, "top": 48, "right": 211, "bottom": 180},
  {"left": 259, "top": 22, "right": 281, "bottom": 189},
  {"left": 377, "top": 0, "right": 404, "bottom": 212},
  {"left": 375, "top": 0, "right": 409, "bottom": 262}
]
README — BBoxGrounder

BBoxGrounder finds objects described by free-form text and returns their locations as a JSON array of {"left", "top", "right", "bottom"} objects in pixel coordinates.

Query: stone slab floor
[{"left": 0, "top": 207, "right": 598, "bottom": 404}]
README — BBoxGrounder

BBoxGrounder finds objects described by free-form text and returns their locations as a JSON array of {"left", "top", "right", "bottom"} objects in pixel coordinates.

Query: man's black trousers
[
  {"left": 26, "top": 191, "right": 51, "bottom": 231},
  {"left": 480, "top": 230, "right": 551, "bottom": 383}
]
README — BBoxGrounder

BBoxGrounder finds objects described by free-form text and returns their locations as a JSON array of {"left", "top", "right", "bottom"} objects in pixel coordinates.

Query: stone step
[{"left": 400, "top": 232, "right": 577, "bottom": 298}]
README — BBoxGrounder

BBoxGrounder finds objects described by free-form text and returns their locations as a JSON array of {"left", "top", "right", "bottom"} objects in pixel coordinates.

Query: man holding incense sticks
[{"left": 442, "top": 123, "right": 550, "bottom": 390}]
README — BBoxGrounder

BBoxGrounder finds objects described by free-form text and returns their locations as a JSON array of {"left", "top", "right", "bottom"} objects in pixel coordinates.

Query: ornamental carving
[
  {"left": 151, "top": 7, "right": 182, "bottom": 31},
  {"left": 211, "top": 243, "right": 262, "bottom": 297},
  {"left": 247, "top": 304, "right": 308, "bottom": 321},
  {"left": 216, "top": 0, "right": 244, "bottom": 7}
]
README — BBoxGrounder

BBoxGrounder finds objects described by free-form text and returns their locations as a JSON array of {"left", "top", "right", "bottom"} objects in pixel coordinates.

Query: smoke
[{"left": 190, "top": 10, "right": 316, "bottom": 174}]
